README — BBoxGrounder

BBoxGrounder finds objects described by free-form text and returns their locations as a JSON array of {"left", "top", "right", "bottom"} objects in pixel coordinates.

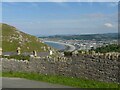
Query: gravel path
[{"left": 2, "top": 77, "right": 72, "bottom": 88}]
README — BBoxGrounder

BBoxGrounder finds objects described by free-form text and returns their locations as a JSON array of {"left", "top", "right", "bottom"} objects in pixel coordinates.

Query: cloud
[
  {"left": 108, "top": 2, "right": 118, "bottom": 7},
  {"left": 2, "top": 0, "right": 119, "bottom": 2},
  {"left": 47, "top": 0, "right": 68, "bottom": 2},
  {"left": 104, "top": 23, "right": 113, "bottom": 28},
  {"left": 88, "top": 13, "right": 105, "bottom": 18},
  {"left": 47, "top": 0, "right": 119, "bottom": 2},
  {"left": 103, "top": 2, "right": 118, "bottom": 8}
]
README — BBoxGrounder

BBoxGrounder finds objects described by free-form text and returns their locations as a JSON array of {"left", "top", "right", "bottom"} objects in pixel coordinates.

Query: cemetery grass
[
  {"left": 2, "top": 72, "right": 119, "bottom": 88},
  {"left": 2, "top": 55, "right": 30, "bottom": 60}
]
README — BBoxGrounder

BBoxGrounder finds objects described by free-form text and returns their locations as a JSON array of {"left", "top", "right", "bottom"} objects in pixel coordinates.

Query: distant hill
[
  {"left": 1, "top": 23, "right": 49, "bottom": 52},
  {"left": 39, "top": 33, "right": 118, "bottom": 40}
]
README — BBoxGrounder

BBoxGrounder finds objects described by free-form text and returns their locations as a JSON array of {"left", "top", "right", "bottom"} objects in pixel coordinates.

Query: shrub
[{"left": 64, "top": 51, "right": 72, "bottom": 56}]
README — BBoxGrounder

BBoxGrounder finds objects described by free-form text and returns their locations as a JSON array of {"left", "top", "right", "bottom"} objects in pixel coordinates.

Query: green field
[{"left": 2, "top": 72, "right": 119, "bottom": 88}]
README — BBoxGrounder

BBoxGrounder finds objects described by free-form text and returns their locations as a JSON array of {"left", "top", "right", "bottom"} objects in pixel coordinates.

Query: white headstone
[
  {"left": 50, "top": 50, "right": 53, "bottom": 55},
  {"left": 0, "top": 48, "right": 2, "bottom": 55},
  {"left": 33, "top": 50, "right": 37, "bottom": 57},
  {"left": 17, "top": 47, "right": 21, "bottom": 55}
]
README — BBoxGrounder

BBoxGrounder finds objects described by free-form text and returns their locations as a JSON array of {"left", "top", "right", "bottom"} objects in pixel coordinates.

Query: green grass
[
  {"left": 1, "top": 23, "right": 49, "bottom": 52},
  {"left": 2, "top": 72, "right": 119, "bottom": 88},
  {"left": 2, "top": 55, "right": 30, "bottom": 60}
]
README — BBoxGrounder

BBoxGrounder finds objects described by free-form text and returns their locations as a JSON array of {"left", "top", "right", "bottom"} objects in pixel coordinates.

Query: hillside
[
  {"left": 0, "top": 23, "right": 1, "bottom": 48},
  {"left": 40, "top": 33, "right": 118, "bottom": 41},
  {"left": 1, "top": 23, "right": 50, "bottom": 53}
]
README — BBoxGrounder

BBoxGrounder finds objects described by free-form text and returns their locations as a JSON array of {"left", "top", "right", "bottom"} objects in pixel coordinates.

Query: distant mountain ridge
[
  {"left": 1, "top": 23, "right": 49, "bottom": 52},
  {"left": 39, "top": 33, "right": 118, "bottom": 40}
]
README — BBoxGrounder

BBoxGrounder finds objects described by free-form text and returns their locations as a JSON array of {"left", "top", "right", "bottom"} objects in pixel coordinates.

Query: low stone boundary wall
[{"left": 1, "top": 55, "right": 119, "bottom": 83}]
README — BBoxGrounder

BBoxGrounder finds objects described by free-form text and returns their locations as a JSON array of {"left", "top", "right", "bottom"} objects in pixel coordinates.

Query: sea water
[{"left": 44, "top": 41, "right": 66, "bottom": 50}]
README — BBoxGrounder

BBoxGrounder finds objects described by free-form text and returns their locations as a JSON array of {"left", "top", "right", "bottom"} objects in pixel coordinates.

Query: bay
[{"left": 44, "top": 41, "right": 66, "bottom": 50}]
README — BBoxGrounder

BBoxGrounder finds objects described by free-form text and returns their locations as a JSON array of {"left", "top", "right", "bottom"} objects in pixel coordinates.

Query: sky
[
  {"left": 2, "top": 2, "right": 118, "bottom": 36},
  {"left": 2, "top": 0, "right": 120, "bottom": 2}
]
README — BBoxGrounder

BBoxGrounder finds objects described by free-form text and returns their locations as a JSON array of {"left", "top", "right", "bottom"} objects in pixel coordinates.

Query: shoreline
[{"left": 44, "top": 41, "right": 76, "bottom": 51}]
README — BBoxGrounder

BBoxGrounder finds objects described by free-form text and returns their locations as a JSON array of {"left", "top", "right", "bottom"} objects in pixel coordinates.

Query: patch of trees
[{"left": 94, "top": 44, "right": 120, "bottom": 53}]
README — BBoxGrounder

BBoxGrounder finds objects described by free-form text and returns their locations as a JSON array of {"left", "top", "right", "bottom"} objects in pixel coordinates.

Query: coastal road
[{"left": 2, "top": 77, "right": 72, "bottom": 88}]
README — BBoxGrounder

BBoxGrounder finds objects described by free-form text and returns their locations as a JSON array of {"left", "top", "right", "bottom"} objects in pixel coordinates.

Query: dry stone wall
[{"left": 1, "top": 54, "right": 120, "bottom": 83}]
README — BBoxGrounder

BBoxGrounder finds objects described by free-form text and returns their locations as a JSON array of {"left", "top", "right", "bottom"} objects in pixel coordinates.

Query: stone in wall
[{"left": 1, "top": 54, "right": 119, "bottom": 83}]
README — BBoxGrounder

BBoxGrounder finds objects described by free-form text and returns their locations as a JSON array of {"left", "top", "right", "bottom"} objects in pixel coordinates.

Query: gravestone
[
  {"left": 17, "top": 47, "right": 21, "bottom": 55},
  {"left": 0, "top": 48, "right": 2, "bottom": 55},
  {"left": 33, "top": 50, "right": 37, "bottom": 57},
  {"left": 50, "top": 50, "right": 53, "bottom": 55}
]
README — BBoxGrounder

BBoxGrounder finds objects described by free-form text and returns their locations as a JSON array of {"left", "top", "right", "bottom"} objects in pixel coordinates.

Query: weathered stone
[
  {"left": 1, "top": 53, "right": 119, "bottom": 83},
  {"left": 17, "top": 47, "right": 21, "bottom": 55}
]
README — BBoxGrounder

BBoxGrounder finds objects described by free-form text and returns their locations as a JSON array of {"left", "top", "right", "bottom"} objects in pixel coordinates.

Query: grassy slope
[
  {"left": 0, "top": 23, "right": 2, "bottom": 48},
  {"left": 2, "top": 72, "right": 119, "bottom": 88},
  {"left": 1, "top": 23, "right": 49, "bottom": 52}
]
